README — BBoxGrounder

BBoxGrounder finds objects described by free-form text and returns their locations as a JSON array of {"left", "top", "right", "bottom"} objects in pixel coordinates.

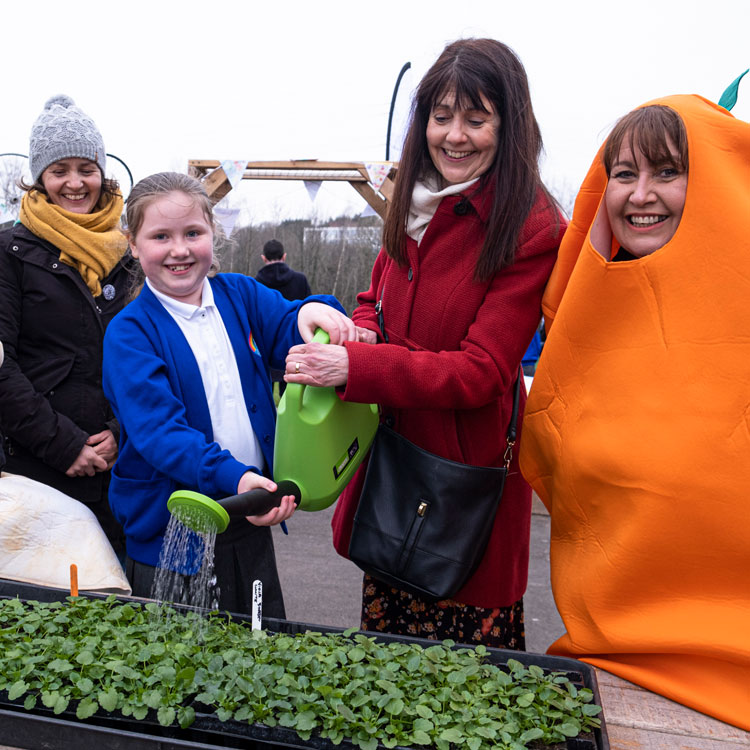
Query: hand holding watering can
[
  {"left": 167, "top": 329, "right": 379, "bottom": 534},
  {"left": 233, "top": 470, "right": 297, "bottom": 527}
]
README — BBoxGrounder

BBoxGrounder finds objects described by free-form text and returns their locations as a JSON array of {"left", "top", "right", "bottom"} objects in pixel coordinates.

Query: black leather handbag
[{"left": 348, "top": 372, "right": 521, "bottom": 601}]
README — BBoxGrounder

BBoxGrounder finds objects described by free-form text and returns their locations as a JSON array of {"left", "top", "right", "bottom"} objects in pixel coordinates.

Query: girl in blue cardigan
[{"left": 103, "top": 172, "right": 355, "bottom": 616}]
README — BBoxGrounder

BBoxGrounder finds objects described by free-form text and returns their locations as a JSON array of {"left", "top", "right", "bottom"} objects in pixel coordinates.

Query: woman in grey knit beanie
[
  {"left": 26, "top": 95, "right": 120, "bottom": 211},
  {"left": 0, "top": 95, "right": 131, "bottom": 558},
  {"left": 29, "top": 95, "right": 107, "bottom": 183}
]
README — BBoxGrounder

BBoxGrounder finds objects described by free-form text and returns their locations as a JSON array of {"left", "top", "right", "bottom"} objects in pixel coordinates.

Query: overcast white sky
[{"left": 2, "top": 0, "right": 748, "bottom": 224}]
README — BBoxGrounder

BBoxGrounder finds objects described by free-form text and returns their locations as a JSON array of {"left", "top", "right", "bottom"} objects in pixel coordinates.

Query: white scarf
[{"left": 406, "top": 173, "right": 478, "bottom": 245}]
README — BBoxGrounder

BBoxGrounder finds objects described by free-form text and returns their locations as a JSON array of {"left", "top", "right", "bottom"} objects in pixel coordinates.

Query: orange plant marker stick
[{"left": 70, "top": 563, "right": 78, "bottom": 597}]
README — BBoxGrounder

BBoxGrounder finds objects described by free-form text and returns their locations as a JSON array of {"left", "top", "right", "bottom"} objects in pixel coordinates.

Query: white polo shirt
[{"left": 147, "top": 278, "right": 265, "bottom": 472}]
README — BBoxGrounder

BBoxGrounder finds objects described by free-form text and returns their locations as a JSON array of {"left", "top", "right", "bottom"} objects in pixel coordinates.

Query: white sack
[{"left": 0, "top": 472, "right": 131, "bottom": 594}]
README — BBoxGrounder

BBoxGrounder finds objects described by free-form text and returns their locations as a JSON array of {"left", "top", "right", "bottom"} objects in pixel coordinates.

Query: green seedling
[{"left": 0, "top": 596, "right": 601, "bottom": 749}]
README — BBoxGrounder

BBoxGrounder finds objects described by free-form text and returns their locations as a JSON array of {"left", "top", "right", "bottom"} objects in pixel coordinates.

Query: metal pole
[
  {"left": 385, "top": 62, "right": 411, "bottom": 161},
  {"left": 106, "top": 153, "right": 134, "bottom": 195}
]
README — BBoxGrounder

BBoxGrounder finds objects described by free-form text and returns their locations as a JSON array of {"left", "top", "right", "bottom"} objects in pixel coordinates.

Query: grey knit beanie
[{"left": 29, "top": 95, "right": 106, "bottom": 183}]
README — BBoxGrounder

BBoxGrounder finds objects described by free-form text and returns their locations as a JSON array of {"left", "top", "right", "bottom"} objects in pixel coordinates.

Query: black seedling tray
[{"left": 0, "top": 579, "right": 609, "bottom": 750}]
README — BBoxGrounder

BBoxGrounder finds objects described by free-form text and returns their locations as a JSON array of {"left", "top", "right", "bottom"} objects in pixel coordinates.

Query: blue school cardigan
[{"left": 103, "top": 273, "right": 342, "bottom": 566}]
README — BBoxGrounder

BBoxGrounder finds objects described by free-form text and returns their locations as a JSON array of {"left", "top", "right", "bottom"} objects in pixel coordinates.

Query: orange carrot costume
[{"left": 520, "top": 95, "right": 750, "bottom": 730}]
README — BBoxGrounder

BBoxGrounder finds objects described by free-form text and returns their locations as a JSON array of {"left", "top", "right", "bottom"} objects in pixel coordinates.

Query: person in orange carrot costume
[{"left": 519, "top": 94, "right": 750, "bottom": 731}]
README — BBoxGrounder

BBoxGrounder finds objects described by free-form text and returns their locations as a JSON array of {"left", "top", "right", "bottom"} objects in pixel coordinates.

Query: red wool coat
[{"left": 332, "top": 185, "right": 564, "bottom": 607}]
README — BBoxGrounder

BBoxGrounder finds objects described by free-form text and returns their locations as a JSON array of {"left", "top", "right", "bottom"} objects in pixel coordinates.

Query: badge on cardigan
[{"left": 102, "top": 284, "right": 116, "bottom": 301}]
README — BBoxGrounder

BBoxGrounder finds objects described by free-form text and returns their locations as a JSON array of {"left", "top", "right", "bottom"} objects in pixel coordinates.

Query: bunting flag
[
  {"left": 304, "top": 180, "right": 321, "bottom": 202},
  {"left": 214, "top": 203, "right": 241, "bottom": 238},
  {"left": 220, "top": 159, "right": 248, "bottom": 190},
  {"left": 364, "top": 162, "right": 392, "bottom": 192}
]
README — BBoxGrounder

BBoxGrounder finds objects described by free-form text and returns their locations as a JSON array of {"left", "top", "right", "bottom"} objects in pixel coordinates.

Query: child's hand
[
  {"left": 237, "top": 471, "right": 297, "bottom": 527},
  {"left": 246, "top": 496, "right": 297, "bottom": 527},
  {"left": 297, "top": 302, "right": 356, "bottom": 344}
]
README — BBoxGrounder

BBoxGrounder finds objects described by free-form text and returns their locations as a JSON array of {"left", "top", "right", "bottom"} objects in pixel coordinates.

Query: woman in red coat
[{"left": 286, "top": 38, "right": 565, "bottom": 649}]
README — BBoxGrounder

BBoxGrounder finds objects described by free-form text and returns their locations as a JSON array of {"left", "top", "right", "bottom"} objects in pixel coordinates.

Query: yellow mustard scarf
[
  {"left": 520, "top": 95, "right": 750, "bottom": 730},
  {"left": 19, "top": 190, "right": 127, "bottom": 297}
]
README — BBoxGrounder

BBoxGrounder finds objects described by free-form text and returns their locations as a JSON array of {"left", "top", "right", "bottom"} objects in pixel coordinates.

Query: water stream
[{"left": 149, "top": 509, "right": 221, "bottom": 625}]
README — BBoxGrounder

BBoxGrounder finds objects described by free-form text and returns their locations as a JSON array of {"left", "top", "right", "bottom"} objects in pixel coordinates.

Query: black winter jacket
[
  {"left": 255, "top": 262, "right": 311, "bottom": 301},
  {"left": 0, "top": 223, "right": 133, "bottom": 503}
]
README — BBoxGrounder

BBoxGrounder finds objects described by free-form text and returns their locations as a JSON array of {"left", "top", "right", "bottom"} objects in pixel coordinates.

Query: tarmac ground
[{"left": 271, "top": 493, "right": 564, "bottom": 654}]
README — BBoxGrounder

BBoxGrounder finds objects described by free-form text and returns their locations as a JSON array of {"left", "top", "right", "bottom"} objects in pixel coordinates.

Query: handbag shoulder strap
[
  {"left": 504, "top": 370, "right": 522, "bottom": 469},
  {"left": 375, "top": 285, "right": 389, "bottom": 343},
  {"left": 508, "top": 370, "right": 522, "bottom": 441}
]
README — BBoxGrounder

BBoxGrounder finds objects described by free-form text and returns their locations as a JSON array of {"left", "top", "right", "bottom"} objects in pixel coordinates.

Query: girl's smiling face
[
  {"left": 129, "top": 192, "right": 214, "bottom": 307},
  {"left": 605, "top": 138, "right": 688, "bottom": 258}
]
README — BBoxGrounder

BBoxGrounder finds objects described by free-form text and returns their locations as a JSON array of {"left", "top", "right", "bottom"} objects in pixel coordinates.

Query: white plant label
[{"left": 252, "top": 579, "right": 263, "bottom": 630}]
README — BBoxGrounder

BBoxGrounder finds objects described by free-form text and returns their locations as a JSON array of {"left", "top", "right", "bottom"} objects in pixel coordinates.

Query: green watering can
[{"left": 167, "top": 329, "right": 379, "bottom": 533}]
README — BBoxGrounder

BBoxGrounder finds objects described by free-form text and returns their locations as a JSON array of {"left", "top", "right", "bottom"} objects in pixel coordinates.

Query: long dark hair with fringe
[{"left": 384, "top": 38, "right": 554, "bottom": 280}]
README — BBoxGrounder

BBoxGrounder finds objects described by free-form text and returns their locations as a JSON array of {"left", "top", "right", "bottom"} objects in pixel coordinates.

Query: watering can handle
[
  {"left": 283, "top": 328, "right": 331, "bottom": 410},
  {"left": 311, "top": 328, "right": 330, "bottom": 345},
  {"left": 218, "top": 480, "right": 301, "bottom": 517}
]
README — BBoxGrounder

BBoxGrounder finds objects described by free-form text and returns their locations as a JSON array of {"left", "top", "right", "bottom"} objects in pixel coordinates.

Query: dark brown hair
[
  {"left": 384, "top": 38, "right": 556, "bottom": 280},
  {"left": 603, "top": 105, "right": 688, "bottom": 176}
]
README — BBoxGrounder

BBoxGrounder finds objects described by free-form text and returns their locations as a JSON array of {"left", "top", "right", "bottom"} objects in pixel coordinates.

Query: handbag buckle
[
  {"left": 417, "top": 501, "right": 428, "bottom": 517},
  {"left": 503, "top": 440, "right": 515, "bottom": 470}
]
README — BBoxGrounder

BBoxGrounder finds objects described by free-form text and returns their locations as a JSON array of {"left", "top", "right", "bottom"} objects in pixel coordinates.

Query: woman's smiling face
[
  {"left": 41, "top": 158, "right": 102, "bottom": 214},
  {"left": 605, "top": 138, "right": 688, "bottom": 258},
  {"left": 426, "top": 90, "right": 500, "bottom": 187}
]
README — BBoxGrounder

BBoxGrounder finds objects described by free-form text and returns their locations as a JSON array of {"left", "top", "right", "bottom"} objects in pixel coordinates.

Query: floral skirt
[{"left": 360, "top": 574, "right": 525, "bottom": 650}]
